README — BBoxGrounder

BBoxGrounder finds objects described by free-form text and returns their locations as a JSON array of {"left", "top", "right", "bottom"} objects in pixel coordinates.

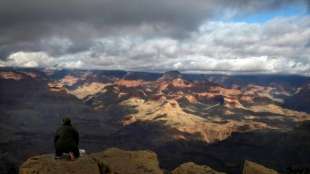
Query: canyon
[{"left": 0, "top": 68, "right": 310, "bottom": 174}]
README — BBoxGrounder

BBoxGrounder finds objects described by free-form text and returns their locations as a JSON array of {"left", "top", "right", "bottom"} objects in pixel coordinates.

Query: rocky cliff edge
[{"left": 19, "top": 148, "right": 279, "bottom": 174}]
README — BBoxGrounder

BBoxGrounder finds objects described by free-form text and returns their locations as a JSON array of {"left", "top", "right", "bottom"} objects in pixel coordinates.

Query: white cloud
[{"left": 2, "top": 52, "right": 53, "bottom": 67}]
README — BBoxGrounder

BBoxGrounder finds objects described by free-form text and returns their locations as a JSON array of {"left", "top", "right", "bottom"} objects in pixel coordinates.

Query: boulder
[
  {"left": 243, "top": 160, "right": 278, "bottom": 174},
  {"left": 91, "top": 148, "right": 163, "bottom": 174},
  {"left": 171, "top": 162, "right": 226, "bottom": 174}
]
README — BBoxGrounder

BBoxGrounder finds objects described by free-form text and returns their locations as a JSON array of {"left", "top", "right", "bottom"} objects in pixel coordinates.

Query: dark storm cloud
[{"left": 0, "top": 1, "right": 304, "bottom": 28}]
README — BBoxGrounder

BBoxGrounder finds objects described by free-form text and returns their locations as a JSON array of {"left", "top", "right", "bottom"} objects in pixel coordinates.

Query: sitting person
[{"left": 54, "top": 117, "right": 80, "bottom": 160}]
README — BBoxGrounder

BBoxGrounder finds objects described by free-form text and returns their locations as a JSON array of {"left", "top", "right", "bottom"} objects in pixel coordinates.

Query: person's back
[{"left": 54, "top": 117, "right": 80, "bottom": 159}]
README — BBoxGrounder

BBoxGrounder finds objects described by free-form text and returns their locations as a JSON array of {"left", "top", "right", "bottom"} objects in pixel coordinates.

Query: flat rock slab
[{"left": 20, "top": 148, "right": 164, "bottom": 174}]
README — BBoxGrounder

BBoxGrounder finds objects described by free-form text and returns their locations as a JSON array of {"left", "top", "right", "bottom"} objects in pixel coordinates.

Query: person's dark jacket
[{"left": 54, "top": 121, "right": 79, "bottom": 157}]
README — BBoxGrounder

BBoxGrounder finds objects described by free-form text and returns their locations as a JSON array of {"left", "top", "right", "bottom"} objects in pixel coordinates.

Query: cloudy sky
[{"left": 0, "top": 0, "right": 309, "bottom": 75}]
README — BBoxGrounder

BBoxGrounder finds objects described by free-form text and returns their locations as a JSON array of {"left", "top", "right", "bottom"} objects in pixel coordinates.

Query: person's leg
[
  {"left": 55, "top": 148, "right": 63, "bottom": 159},
  {"left": 69, "top": 152, "right": 75, "bottom": 160},
  {"left": 73, "top": 147, "right": 80, "bottom": 158}
]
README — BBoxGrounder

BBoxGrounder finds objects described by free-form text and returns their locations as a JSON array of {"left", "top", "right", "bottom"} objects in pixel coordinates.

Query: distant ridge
[{"left": 158, "top": 71, "right": 182, "bottom": 81}]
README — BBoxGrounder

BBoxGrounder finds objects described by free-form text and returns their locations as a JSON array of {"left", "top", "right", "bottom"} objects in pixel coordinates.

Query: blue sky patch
[{"left": 232, "top": 4, "right": 307, "bottom": 23}]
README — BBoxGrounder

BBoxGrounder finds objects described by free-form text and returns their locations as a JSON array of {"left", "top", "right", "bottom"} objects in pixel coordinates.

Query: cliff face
[{"left": 19, "top": 148, "right": 280, "bottom": 174}]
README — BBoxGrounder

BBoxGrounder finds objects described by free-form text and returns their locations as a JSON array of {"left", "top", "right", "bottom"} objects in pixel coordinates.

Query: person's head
[{"left": 62, "top": 117, "right": 71, "bottom": 126}]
